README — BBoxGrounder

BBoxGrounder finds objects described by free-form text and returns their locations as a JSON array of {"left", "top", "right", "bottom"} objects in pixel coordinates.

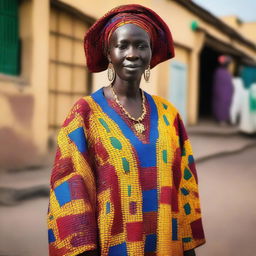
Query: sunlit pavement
[{"left": 0, "top": 123, "right": 255, "bottom": 256}]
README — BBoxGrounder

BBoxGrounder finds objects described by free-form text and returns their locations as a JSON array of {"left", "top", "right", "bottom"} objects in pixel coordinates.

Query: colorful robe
[{"left": 48, "top": 88, "right": 205, "bottom": 256}]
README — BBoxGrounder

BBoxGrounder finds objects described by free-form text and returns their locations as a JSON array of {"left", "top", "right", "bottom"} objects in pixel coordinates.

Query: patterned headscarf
[
  {"left": 103, "top": 13, "right": 156, "bottom": 51},
  {"left": 84, "top": 4, "right": 175, "bottom": 72}
]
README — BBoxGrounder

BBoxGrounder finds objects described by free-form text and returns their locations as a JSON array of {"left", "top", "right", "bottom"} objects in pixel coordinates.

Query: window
[
  {"left": 0, "top": 0, "right": 20, "bottom": 75},
  {"left": 48, "top": 6, "right": 92, "bottom": 136}
]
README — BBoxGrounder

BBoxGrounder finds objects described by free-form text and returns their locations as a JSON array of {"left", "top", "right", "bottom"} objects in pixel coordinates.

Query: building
[
  {"left": 1, "top": 0, "right": 256, "bottom": 169},
  {"left": 221, "top": 15, "right": 256, "bottom": 45}
]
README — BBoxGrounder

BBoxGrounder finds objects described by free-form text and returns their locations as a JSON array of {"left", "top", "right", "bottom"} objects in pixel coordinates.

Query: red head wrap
[
  {"left": 218, "top": 55, "right": 232, "bottom": 65},
  {"left": 103, "top": 13, "right": 156, "bottom": 51},
  {"left": 84, "top": 4, "right": 175, "bottom": 72}
]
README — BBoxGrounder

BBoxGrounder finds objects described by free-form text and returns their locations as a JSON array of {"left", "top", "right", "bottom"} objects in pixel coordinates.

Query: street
[{"left": 197, "top": 145, "right": 256, "bottom": 256}]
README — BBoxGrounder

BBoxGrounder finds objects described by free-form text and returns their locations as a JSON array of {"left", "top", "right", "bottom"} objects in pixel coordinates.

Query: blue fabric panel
[
  {"left": 188, "top": 155, "right": 194, "bottom": 164},
  {"left": 68, "top": 127, "right": 87, "bottom": 153},
  {"left": 172, "top": 218, "right": 178, "bottom": 240},
  {"left": 106, "top": 202, "right": 111, "bottom": 214},
  {"left": 142, "top": 189, "right": 158, "bottom": 212},
  {"left": 182, "top": 237, "right": 192, "bottom": 243},
  {"left": 54, "top": 181, "right": 71, "bottom": 207},
  {"left": 163, "top": 103, "right": 168, "bottom": 109},
  {"left": 145, "top": 234, "right": 157, "bottom": 252},
  {"left": 92, "top": 88, "right": 159, "bottom": 168},
  {"left": 108, "top": 242, "right": 128, "bottom": 256},
  {"left": 184, "top": 203, "right": 191, "bottom": 215},
  {"left": 180, "top": 188, "right": 189, "bottom": 196},
  {"left": 48, "top": 229, "right": 56, "bottom": 243},
  {"left": 163, "top": 114, "right": 170, "bottom": 126}
]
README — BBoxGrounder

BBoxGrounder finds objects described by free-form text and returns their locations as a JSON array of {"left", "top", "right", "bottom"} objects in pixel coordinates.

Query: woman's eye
[
  {"left": 138, "top": 44, "right": 148, "bottom": 49},
  {"left": 117, "top": 44, "right": 127, "bottom": 49}
]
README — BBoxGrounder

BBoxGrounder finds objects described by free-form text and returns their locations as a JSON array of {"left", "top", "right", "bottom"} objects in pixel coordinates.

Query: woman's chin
[{"left": 117, "top": 73, "right": 143, "bottom": 82}]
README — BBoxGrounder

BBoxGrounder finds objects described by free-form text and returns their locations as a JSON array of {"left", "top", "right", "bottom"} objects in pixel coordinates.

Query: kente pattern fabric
[
  {"left": 48, "top": 88, "right": 205, "bottom": 256},
  {"left": 103, "top": 13, "right": 156, "bottom": 48},
  {"left": 84, "top": 4, "right": 175, "bottom": 72}
]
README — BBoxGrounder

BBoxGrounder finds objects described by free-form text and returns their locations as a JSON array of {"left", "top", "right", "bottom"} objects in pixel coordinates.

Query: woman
[{"left": 48, "top": 4, "right": 205, "bottom": 256}]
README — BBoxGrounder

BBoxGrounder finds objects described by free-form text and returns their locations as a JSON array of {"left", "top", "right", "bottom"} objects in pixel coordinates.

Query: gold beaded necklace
[{"left": 110, "top": 85, "right": 147, "bottom": 134}]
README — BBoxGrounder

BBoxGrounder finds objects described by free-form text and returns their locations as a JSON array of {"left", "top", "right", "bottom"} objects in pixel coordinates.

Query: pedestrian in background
[
  {"left": 47, "top": 4, "right": 205, "bottom": 256},
  {"left": 212, "top": 55, "right": 234, "bottom": 125}
]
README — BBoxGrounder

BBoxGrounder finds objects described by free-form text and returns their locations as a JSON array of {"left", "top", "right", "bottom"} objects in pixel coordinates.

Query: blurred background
[{"left": 0, "top": 0, "right": 256, "bottom": 255}]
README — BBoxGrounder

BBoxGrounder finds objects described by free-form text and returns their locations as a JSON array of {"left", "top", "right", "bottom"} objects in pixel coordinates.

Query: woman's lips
[{"left": 123, "top": 66, "right": 141, "bottom": 71}]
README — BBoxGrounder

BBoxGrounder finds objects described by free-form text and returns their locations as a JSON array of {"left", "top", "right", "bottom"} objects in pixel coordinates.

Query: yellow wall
[
  {"left": 222, "top": 16, "right": 256, "bottom": 45},
  {"left": 241, "top": 22, "right": 256, "bottom": 44},
  {"left": 0, "top": 0, "right": 49, "bottom": 168},
  {"left": 31, "top": 0, "right": 50, "bottom": 155},
  {"left": 0, "top": 0, "right": 34, "bottom": 168},
  {"left": 221, "top": 16, "right": 241, "bottom": 30}
]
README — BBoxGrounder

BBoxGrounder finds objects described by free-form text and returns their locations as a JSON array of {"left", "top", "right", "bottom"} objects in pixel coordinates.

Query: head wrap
[
  {"left": 218, "top": 55, "right": 232, "bottom": 65},
  {"left": 103, "top": 13, "right": 156, "bottom": 51},
  {"left": 84, "top": 4, "right": 175, "bottom": 73}
]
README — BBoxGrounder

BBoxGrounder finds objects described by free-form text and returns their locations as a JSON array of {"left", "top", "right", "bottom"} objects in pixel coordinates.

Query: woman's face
[{"left": 108, "top": 24, "right": 152, "bottom": 82}]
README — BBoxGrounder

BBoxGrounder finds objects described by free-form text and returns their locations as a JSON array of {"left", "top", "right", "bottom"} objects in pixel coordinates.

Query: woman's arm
[{"left": 48, "top": 99, "right": 98, "bottom": 256}]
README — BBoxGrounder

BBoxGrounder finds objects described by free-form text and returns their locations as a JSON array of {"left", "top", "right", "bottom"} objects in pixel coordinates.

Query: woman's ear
[{"left": 107, "top": 52, "right": 111, "bottom": 63}]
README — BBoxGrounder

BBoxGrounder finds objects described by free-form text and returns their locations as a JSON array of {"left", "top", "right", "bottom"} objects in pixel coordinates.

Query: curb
[
  {"left": 0, "top": 185, "right": 49, "bottom": 206},
  {"left": 196, "top": 142, "right": 256, "bottom": 163}
]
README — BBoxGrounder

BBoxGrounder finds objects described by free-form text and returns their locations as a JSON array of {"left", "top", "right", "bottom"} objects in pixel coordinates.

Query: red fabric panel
[
  {"left": 97, "top": 163, "right": 124, "bottom": 235},
  {"left": 171, "top": 187, "right": 179, "bottom": 212},
  {"left": 172, "top": 148, "right": 182, "bottom": 191},
  {"left": 160, "top": 186, "right": 172, "bottom": 204},
  {"left": 51, "top": 148, "right": 74, "bottom": 188},
  {"left": 139, "top": 167, "right": 157, "bottom": 190},
  {"left": 68, "top": 175, "right": 88, "bottom": 200},
  {"left": 57, "top": 212, "right": 96, "bottom": 244},
  {"left": 126, "top": 222, "right": 143, "bottom": 242},
  {"left": 190, "top": 218, "right": 205, "bottom": 239},
  {"left": 143, "top": 212, "right": 157, "bottom": 234}
]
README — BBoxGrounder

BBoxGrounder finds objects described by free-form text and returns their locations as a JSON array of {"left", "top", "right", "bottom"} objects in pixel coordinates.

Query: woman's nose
[{"left": 126, "top": 47, "right": 139, "bottom": 60}]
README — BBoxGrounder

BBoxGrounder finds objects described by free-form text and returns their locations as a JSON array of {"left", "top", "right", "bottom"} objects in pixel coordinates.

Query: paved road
[
  {"left": 0, "top": 198, "right": 49, "bottom": 256},
  {"left": 197, "top": 146, "right": 256, "bottom": 256},
  {"left": 0, "top": 146, "right": 256, "bottom": 256}
]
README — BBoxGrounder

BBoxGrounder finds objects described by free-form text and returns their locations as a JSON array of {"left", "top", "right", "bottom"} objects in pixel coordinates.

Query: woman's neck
[{"left": 112, "top": 77, "right": 142, "bottom": 99}]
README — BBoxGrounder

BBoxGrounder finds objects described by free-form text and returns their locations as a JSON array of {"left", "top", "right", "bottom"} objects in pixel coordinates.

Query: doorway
[{"left": 199, "top": 46, "right": 221, "bottom": 119}]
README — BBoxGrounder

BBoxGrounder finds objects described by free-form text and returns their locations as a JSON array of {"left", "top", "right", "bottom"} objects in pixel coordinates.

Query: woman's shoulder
[
  {"left": 70, "top": 96, "right": 93, "bottom": 115},
  {"left": 61, "top": 96, "right": 94, "bottom": 128},
  {"left": 150, "top": 94, "right": 179, "bottom": 115}
]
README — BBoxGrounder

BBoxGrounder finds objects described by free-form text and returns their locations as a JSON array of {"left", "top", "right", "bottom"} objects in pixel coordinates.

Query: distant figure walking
[{"left": 212, "top": 55, "right": 234, "bottom": 124}]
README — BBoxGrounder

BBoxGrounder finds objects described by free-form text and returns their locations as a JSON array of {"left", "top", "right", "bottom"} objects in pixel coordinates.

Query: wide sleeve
[
  {"left": 47, "top": 101, "right": 98, "bottom": 256},
  {"left": 175, "top": 114, "right": 206, "bottom": 251}
]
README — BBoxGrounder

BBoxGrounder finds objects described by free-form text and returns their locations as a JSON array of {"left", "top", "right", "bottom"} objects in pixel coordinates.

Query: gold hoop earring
[
  {"left": 144, "top": 65, "right": 150, "bottom": 82},
  {"left": 108, "top": 63, "right": 116, "bottom": 82}
]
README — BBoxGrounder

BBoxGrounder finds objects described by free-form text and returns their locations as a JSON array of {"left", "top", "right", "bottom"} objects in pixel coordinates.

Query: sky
[{"left": 193, "top": 0, "right": 256, "bottom": 22}]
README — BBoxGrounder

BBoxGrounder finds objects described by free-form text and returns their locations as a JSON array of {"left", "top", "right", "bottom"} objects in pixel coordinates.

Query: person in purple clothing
[{"left": 212, "top": 55, "right": 234, "bottom": 124}]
